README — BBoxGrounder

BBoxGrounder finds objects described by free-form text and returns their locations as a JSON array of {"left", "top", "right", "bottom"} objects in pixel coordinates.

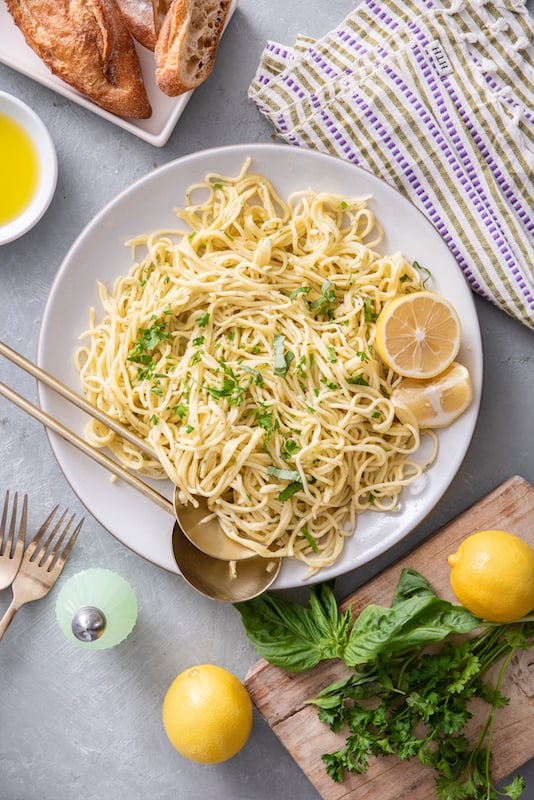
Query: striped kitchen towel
[{"left": 249, "top": 0, "right": 534, "bottom": 330}]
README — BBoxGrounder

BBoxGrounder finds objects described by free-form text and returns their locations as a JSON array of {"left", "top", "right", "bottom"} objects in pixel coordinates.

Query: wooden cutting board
[{"left": 245, "top": 475, "right": 534, "bottom": 800}]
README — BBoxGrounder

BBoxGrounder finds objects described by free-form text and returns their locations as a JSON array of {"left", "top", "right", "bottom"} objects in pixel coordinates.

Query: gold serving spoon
[{"left": 0, "top": 341, "right": 281, "bottom": 602}]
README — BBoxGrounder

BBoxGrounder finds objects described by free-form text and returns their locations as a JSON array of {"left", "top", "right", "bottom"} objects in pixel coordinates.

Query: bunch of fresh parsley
[{"left": 235, "top": 569, "right": 534, "bottom": 800}]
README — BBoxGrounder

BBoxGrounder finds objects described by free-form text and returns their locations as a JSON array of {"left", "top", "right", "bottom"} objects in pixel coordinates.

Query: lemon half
[{"left": 375, "top": 291, "right": 462, "bottom": 378}]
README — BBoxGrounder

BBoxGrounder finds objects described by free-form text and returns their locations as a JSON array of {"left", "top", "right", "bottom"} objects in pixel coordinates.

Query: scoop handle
[{"left": 0, "top": 380, "right": 174, "bottom": 516}]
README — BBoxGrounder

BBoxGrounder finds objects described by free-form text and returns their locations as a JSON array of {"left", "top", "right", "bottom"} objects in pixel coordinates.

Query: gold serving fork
[
  {"left": 0, "top": 505, "right": 84, "bottom": 641},
  {"left": 0, "top": 491, "right": 27, "bottom": 591}
]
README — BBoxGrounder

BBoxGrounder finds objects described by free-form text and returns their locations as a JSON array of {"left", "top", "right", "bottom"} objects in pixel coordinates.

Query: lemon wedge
[{"left": 392, "top": 362, "right": 473, "bottom": 428}]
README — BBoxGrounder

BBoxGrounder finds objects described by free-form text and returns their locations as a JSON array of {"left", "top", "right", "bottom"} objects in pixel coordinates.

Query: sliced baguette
[
  {"left": 155, "top": 0, "right": 230, "bottom": 96},
  {"left": 6, "top": 0, "right": 152, "bottom": 119},
  {"left": 115, "top": 0, "right": 171, "bottom": 51}
]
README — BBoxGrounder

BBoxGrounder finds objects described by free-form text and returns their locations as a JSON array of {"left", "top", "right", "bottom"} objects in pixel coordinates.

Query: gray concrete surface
[{"left": 1, "top": 1, "right": 533, "bottom": 798}]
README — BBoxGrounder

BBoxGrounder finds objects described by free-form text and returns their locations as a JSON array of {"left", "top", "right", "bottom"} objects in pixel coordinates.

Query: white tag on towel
[{"left": 428, "top": 39, "right": 454, "bottom": 76}]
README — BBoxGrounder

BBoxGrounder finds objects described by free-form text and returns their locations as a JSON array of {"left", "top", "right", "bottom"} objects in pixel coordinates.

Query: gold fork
[
  {"left": 0, "top": 506, "right": 84, "bottom": 640},
  {"left": 0, "top": 491, "right": 27, "bottom": 591}
]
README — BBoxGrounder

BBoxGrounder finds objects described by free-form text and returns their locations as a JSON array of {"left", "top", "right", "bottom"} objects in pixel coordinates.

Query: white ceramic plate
[
  {"left": 37, "top": 143, "right": 483, "bottom": 589},
  {"left": 0, "top": 0, "right": 237, "bottom": 147}
]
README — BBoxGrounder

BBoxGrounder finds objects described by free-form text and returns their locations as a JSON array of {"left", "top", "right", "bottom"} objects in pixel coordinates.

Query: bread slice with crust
[
  {"left": 155, "top": 0, "right": 230, "bottom": 96},
  {"left": 6, "top": 0, "right": 152, "bottom": 118},
  {"left": 115, "top": 0, "right": 171, "bottom": 50}
]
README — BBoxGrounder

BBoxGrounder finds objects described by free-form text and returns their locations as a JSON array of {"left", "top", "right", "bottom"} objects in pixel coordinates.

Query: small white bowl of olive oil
[{"left": 0, "top": 91, "right": 57, "bottom": 245}]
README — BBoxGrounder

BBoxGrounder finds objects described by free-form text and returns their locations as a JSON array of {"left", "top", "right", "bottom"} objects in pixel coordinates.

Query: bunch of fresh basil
[{"left": 235, "top": 568, "right": 481, "bottom": 671}]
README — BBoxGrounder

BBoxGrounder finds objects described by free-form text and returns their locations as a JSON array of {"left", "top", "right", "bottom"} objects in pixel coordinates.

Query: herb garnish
[
  {"left": 249, "top": 403, "right": 279, "bottom": 441},
  {"left": 266, "top": 466, "right": 301, "bottom": 482},
  {"left": 414, "top": 260, "right": 432, "bottom": 287},
  {"left": 301, "top": 525, "right": 319, "bottom": 553},
  {"left": 282, "top": 438, "right": 299, "bottom": 460},
  {"left": 267, "top": 465, "right": 305, "bottom": 501},
  {"left": 128, "top": 318, "right": 171, "bottom": 380},
  {"left": 347, "top": 374, "right": 370, "bottom": 386},
  {"left": 235, "top": 570, "right": 533, "bottom": 800},
  {"left": 171, "top": 402, "right": 188, "bottom": 419},
  {"left": 363, "top": 296, "right": 378, "bottom": 322},
  {"left": 310, "top": 280, "right": 338, "bottom": 319},
  {"left": 289, "top": 286, "right": 312, "bottom": 301},
  {"left": 288, "top": 280, "right": 340, "bottom": 319},
  {"left": 273, "top": 334, "right": 295, "bottom": 377},
  {"left": 278, "top": 482, "right": 304, "bottom": 501},
  {"left": 204, "top": 360, "right": 249, "bottom": 406}
]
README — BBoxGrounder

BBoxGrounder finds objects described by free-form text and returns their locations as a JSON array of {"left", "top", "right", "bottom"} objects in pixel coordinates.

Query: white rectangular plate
[{"left": 0, "top": 0, "right": 237, "bottom": 147}]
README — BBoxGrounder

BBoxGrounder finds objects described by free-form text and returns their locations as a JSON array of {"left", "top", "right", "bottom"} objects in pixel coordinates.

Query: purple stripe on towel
[
  {"left": 348, "top": 92, "right": 493, "bottom": 300},
  {"left": 473, "top": 54, "right": 534, "bottom": 125},
  {"left": 364, "top": 0, "right": 435, "bottom": 34},
  {"left": 393, "top": 21, "right": 533, "bottom": 239},
  {"left": 379, "top": 61, "right": 534, "bottom": 310},
  {"left": 365, "top": 0, "right": 400, "bottom": 30},
  {"left": 412, "top": 42, "right": 534, "bottom": 242},
  {"left": 306, "top": 50, "right": 340, "bottom": 80},
  {"left": 448, "top": 55, "right": 534, "bottom": 236},
  {"left": 265, "top": 42, "right": 294, "bottom": 61}
]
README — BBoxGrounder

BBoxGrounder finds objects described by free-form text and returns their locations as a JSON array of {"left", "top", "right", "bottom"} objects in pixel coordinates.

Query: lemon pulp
[{"left": 0, "top": 113, "right": 40, "bottom": 226}]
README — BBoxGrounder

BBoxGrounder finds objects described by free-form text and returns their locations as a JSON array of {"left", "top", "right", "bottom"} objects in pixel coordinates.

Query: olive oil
[{"left": 0, "top": 112, "right": 40, "bottom": 226}]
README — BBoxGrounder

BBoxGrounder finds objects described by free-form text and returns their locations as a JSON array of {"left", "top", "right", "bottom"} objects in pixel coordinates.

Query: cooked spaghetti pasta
[{"left": 76, "top": 160, "right": 436, "bottom": 574}]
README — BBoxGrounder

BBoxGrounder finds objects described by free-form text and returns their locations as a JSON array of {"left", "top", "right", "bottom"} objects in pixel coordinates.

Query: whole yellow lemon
[
  {"left": 162, "top": 664, "right": 253, "bottom": 763},
  {"left": 448, "top": 530, "right": 534, "bottom": 622}
]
